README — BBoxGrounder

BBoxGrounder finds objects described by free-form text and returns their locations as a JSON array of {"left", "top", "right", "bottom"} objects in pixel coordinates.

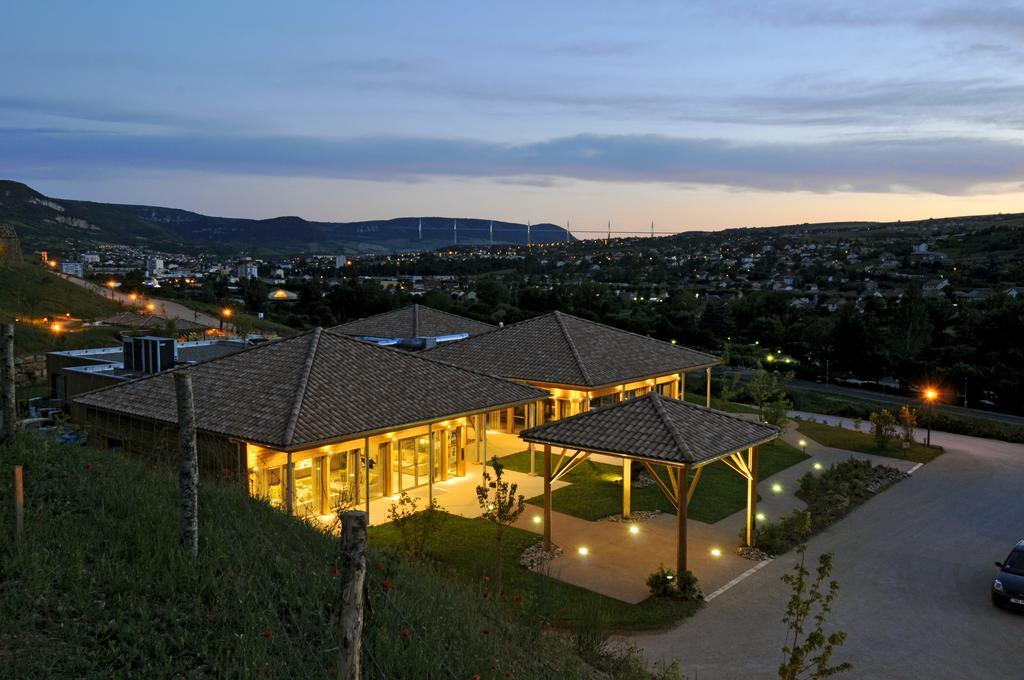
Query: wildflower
[
  {"left": 512, "top": 594, "right": 521, "bottom": 602},
  {"left": 328, "top": 667, "right": 337, "bottom": 677},
  {"left": 84, "top": 463, "right": 93, "bottom": 471},
  {"left": 260, "top": 629, "right": 273, "bottom": 640},
  {"left": 255, "top": 667, "right": 265, "bottom": 676},
  {"left": 373, "top": 560, "right": 383, "bottom": 570},
  {"left": 381, "top": 578, "right": 393, "bottom": 591},
  {"left": 482, "top": 575, "right": 490, "bottom": 583},
  {"left": 328, "top": 565, "right": 339, "bottom": 577},
  {"left": 401, "top": 627, "right": 411, "bottom": 640}
]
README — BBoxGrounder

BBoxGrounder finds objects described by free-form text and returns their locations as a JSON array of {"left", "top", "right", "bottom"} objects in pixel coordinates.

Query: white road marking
[
  {"left": 705, "top": 558, "right": 773, "bottom": 602},
  {"left": 907, "top": 463, "right": 924, "bottom": 475}
]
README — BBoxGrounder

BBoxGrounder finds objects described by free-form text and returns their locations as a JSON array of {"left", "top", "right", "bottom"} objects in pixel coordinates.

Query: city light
[
  {"left": 145, "top": 302, "right": 156, "bottom": 312},
  {"left": 50, "top": 322, "right": 62, "bottom": 333},
  {"left": 221, "top": 307, "right": 233, "bottom": 318}
]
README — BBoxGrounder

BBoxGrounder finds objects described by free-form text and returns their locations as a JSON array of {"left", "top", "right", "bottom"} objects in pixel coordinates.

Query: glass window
[
  {"left": 327, "top": 451, "right": 356, "bottom": 511},
  {"left": 292, "top": 458, "right": 320, "bottom": 517}
]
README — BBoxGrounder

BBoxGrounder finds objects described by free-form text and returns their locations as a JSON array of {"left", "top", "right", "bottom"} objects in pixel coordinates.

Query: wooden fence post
[
  {"left": 14, "top": 465, "right": 24, "bottom": 546},
  {"left": 337, "top": 510, "right": 368, "bottom": 680},
  {"left": 1, "top": 323, "right": 15, "bottom": 442},
  {"left": 174, "top": 372, "right": 198, "bottom": 558}
]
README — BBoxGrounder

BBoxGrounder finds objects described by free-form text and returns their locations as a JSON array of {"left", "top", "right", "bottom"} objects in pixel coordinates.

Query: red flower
[
  {"left": 512, "top": 594, "right": 521, "bottom": 602},
  {"left": 206, "top": 613, "right": 215, "bottom": 625},
  {"left": 505, "top": 673, "right": 513, "bottom": 678},
  {"left": 373, "top": 561, "right": 384, "bottom": 570},
  {"left": 482, "top": 575, "right": 490, "bottom": 583},
  {"left": 260, "top": 629, "right": 273, "bottom": 639},
  {"left": 84, "top": 463, "right": 93, "bottom": 471},
  {"left": 472, "top": 675, "right": 481, "bottom": 680},
  {"left": 328, "top": 667, "right": 337, "bottom": 677},
  {"left": 328, "top": 565, "right": 339, "bottom": 577},
  {"left": 381, "top": 578, "right": 393, "bottom": 591},
  {"left": 255, "top": 668, "right": 265, "bottom": 675},
  {"left": 401, "top": 627, "right": 411, "bottom": 640}
]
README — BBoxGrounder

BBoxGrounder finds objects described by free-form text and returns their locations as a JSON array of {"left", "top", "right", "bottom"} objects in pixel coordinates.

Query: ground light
[
  {"left": 532, "top": 515, "right": 542, "bottom": 525},
  {"left": 799, "top": 439, "right": 807, "bottom": 453},
  {"left": 577, "top": 546, "right": 589, "bottom": 556},
  {"left": 813, "top": 462, "right": 823, "bottom": 470},
  {"left": 771, "top": 483, "right": 783, "bottom": 494},
  {"left": 628, "top": 525, "right": 639, "bottom": 535},
  {"left": 710, "top": 548, "right": 722, "bottom": 557},
  {"left": 756, "top": 512, "right": 766, "bottom": 521}
]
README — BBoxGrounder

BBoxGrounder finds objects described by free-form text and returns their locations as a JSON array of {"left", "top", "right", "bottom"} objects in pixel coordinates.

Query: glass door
[
  {"left": 447, "top": 427, "right": 460, "bottom": 477},
  {"left": 292, "top": 457, "right": 320, "bottom": 517}
]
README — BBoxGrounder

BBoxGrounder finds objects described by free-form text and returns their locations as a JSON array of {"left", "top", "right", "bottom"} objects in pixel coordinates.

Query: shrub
[
  {"left": 675, "top": 570, "right": 703, "bottom": 602},
  {"left": 385, "top": 492, "right": 446, "bottom": 560},
  {"left": 869, "top": 409, "right": 897, "bottom": 449},
  {"left": 646, "top": 564, "right": 678, "bottom": 597}
]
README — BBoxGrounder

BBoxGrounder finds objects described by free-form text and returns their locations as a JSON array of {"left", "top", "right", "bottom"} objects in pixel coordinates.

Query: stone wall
[{"left": 14, "top": 353, "right": 47, "bottom": 386}]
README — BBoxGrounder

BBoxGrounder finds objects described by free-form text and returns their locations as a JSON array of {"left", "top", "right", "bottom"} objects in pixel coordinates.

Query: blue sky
[{"left": 3, "top": 1, "right": 1023, "bottom": 231}]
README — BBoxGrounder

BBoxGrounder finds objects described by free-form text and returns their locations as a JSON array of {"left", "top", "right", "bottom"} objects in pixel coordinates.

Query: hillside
[
  {"left": 0, "top": 432, "right": 664, "bottom": 678},
  {"left": 0, "top": 180, "right": 573, "bottom": 255},
  {"left": 0, "top": 260, "right": 124, "bottom": 354}
]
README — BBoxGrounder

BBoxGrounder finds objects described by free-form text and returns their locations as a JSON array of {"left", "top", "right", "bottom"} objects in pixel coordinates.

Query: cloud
[{"left": 3, "top": 127, "right": 1023, "bottom": 195}]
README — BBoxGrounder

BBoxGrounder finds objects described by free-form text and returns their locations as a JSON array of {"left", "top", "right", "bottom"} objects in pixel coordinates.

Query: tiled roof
[
  {"left": 426, "top": 311, "right": 720, "bottom": 388},
  {"left": 100, "top": 312, "right": 210, "bottom": 331},
  {"left": 520, "top": 391, "right": 779, "bottom": 465},
  {"left": 73, "top": 328, "right": 546, "bottom": 450},
  {"left": 331, "top": 304, "right": 495, "bottom": 339}
]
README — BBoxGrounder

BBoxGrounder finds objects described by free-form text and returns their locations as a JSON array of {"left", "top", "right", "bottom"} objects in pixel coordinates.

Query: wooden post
[
  {"left": 337, "top": 510, "right": 368, "bottom": 680},
  {"left": 286, "top": 452, "right": 295, "bottom": 515},
  {"left": 14, "top": 465, "right": 24, "bottom": 546},
  {"left": 174, "top": 372, "right": 198, "bottom": 558},
  {"left": 528, "top": 401, "right": 536, "bottom": 476},
  {"left": 428, "top": 423, "right": 434, "bottom": 504},
  {"left": 746, "top": 446, "right": 759, "bottom": 547},
  {"left": 676, "top": 464, "right": 689, "bottom": 575},
  {"left": 706, "top": 367, "right": 712, "bottom": 408},
  {"left": 363, "top": 436, "right": 370, "bottom": 518},
  {"left": 543, "top": 444, "right": 552, "bottom": 551},
  {"left": 1, "top": 324, "right": 15, "bottom": 442},
  {"left": 622, "top": 458, "right": 632, "bottom": 519}
]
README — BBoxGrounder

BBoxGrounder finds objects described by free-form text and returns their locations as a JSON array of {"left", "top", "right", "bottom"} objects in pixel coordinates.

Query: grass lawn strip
[
  {"left": 795, "top": 419, "right": 941, "bottom": 464},
  {"left": 499, "top": 439, "right": 808, "bottom": 523}
]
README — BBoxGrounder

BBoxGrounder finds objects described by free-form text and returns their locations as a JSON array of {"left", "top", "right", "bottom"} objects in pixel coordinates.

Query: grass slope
[
  {"left": 0, "top": 262, "right": 124, "bottom": 354},
  {"left": 0, "top": 434, "right": 608, "bottom": 678},
  {"left": 795, "top": 420, "right": 942, "bottom": 464},
  {"left": 500, "top": 439, "right": 808, "bottom": 523}
]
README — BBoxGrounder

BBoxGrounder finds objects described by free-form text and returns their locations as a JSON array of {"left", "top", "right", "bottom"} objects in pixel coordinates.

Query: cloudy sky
[{"left": 3, "top": 1, "right": 1023, "bottom": 232}]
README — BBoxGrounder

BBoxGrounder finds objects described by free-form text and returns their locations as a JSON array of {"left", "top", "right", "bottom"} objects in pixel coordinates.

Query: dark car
[{"left": 992, "top": 540, "right": 1024, "bottom": 611}]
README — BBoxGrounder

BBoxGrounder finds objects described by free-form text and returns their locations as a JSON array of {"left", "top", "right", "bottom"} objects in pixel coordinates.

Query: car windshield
[{"left": 1003, "top": 550, "right": 1024, "bottom": 575}]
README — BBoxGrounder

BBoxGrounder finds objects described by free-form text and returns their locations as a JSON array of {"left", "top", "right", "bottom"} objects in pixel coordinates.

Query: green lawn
[
  {"left": 795, "top": 419, "right": 942, "bottom": 464},
  {"left": 499, "top": 439, "right": 808, "bottom": 523},
  {"left": 369, "top": 511, "right": 700, "bottom": 631}
]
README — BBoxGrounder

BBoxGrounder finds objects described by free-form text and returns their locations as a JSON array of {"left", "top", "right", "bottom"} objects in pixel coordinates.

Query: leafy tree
[
  {"left": 869, "top": 409, "right": 897, "bottom": 450},
  {"left": 750, "top": 369, "right": 792, "bottom": 422},
  {"left": 476, "top": 461, "right": 526, "bottom": 595},
  {"left": 898, "top": 405, "right": 918, "bottom": 446},
  {"left": 385, "top": 492, "right": 445, "bottom": 560},
  {"left": 779, "top": 515, "right": 852, "bottom": 680}
]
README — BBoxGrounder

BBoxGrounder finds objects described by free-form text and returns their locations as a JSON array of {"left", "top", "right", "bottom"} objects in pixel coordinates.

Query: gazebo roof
[
  {"left": 520, "top": 391, "right": 779, "bottom": 466},
  {"left": 426, "top": 311, "right": 720, "bottom": 388}
]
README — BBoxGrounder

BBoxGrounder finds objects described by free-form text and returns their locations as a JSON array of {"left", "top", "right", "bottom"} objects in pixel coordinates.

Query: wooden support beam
[
  {"left": 641, "top": 461, "right": 678, "bottom": 511},
  {"left": 686, "top": 465, "right": 703, "bottom": 505},
  {"left": 428, "top": 423, "right": 434, "bottom": 504},
  {"left": 667, "top": 464, "right": 680, "bottom": 500},
  {"left": 729, "top": 452, "right": 753, "bottom": 480},
  {"left": 552, "top": 450, "right": 590, "bottom": 483},
  {"left": 363, "top": 436, "right": 370, "bottom": 517},
  {"left": 746, "top": 446, "right": 759, "bottom": 548},
  {"left": 286, "top": 451, "right": 295, "bottom": 516},
  {"left": 543, "top": 444, "right": 552, "bottom": 551},
  {"left": 719, "top": 455, "right": 748, "bottom": 479},
  {"left": 677, "top": 463, "right": 690, "bottom": 575},
  {"left": 706, "top": 366, "right": 712, "bottom": 408},
  {"left": 622, "top": 458, "right": 632, "bottom": 519}
]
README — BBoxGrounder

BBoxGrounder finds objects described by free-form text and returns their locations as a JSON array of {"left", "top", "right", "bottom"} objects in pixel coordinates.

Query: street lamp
[
  {"left": 220, "top": 307, "right": 233, "bottom": 331},
  {"left": 922, "top": 387, "right": 938, "bottom": 447}
]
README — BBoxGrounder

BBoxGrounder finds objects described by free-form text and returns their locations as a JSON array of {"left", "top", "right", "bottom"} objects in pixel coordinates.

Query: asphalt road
[{"left": 631, "top": 424, "right": 1024, "bottom": 679}]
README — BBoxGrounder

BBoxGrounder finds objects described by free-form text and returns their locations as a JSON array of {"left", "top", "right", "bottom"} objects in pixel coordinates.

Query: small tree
[
  {"left": 779, "top": 515, "right": 852, "bottom": 680},
  {"left": 763, "top": 397, "right": 793, "bottom": 429},
  {"left": 750, "top": 369, "right": 793, "bottom": 422},
  {"left": 386, "top": 491, "right": 445, "bottom": 560},
  {"left": 868, "top": 409, "right": 897, "bottom": 450},
  {"left": 719, "top": 370, "right": 743, "bottom": 404},
  {"left": 898, "top": 405, "right": 917, "bottom": 446},
  {"left": 476, "top": 460, "right": 526, "bottom": 595}
]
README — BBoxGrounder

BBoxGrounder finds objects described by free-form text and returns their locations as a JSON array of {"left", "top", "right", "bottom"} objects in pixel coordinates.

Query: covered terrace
[{"left": 520, "top": 391, "right": 780, "bottom": 577}]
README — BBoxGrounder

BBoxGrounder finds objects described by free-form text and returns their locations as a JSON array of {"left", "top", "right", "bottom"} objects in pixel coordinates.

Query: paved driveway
[{"left": 631, "top": 427, "right": 1024, "bottom": 679}]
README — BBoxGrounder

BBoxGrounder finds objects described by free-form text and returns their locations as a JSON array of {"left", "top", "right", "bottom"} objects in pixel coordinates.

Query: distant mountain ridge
[{"left": 0, "top": 180, "right": 573, "bottom": 254}]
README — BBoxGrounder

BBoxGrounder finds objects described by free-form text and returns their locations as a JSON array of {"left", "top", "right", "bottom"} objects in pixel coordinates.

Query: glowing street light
[
  {"left": 799, "top": 439, "right": 807, "bottom": 454},
  {"left": 220, "top": 307, "right": 233, "bottom": 330},
  {"left": 922, "top": 387, "right": 939, "bottom": 447},
  {"left": 50, "top": 322, "right": 63, "bottom": 334},
  {"left": 145, "top": 302, "right": 156, "bottom": 313}
]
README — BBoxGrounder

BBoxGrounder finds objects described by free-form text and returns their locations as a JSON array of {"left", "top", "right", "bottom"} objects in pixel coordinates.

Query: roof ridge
[
  {"left": 557, "top": 311, "right": 720, "bottom": 363},
  {"left": 553, "top": 311, "right": 593, "bottom": 385},
  {"left": 412, "top": 304, "right": 420, "bottom": 336},
  {"left": 281, "top": 327, "right": 323, "bottom": 446},
  {"left": 648, "top": 392, "right": 695, "bottom": 459}
]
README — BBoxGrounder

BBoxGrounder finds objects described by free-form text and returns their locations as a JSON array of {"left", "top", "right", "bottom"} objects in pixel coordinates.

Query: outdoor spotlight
[
  {"left": 710, "top": 548, "right": 722, "bottom": 557},
  {"left": 771, "top": 483, "right": 783, "bottom": 494},
  {"left": 532, "top": 515, "right": 542, "bottom": 524},
  {"left": 629, "top": 525, "right": 639, "bottom": 535},
  {"left": 813, "top": 462, "right": 823, "bottom": 470},
  {"left": 756, "top": 512, "right": 766, "bottom": 521},
  {"left": 578, "top": 547, "right": 589, "bottom": 556}
]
